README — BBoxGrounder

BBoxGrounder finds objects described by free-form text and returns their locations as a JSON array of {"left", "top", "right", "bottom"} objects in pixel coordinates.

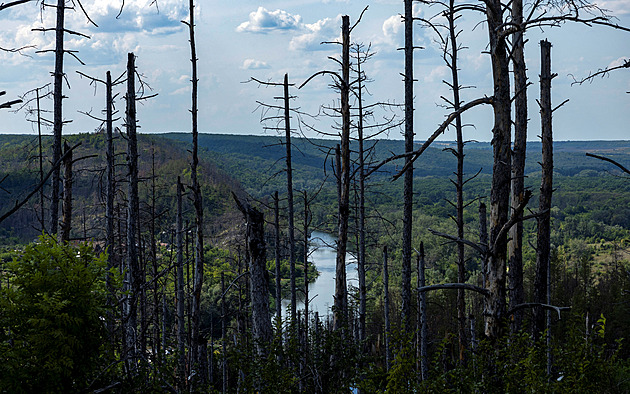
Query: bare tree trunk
[
  {"left": 383, "top": 245, "right": 391, "bottom": 372},
  {"left": 508, "top": 0, "right": 528, "bottom": 334},
  {"left": 283, "top": 74, "right": 297, "bottom": 326},
  {"left": 176, "top": 177, "right": 186, "bottom": 391},
  {"left": 479, "top": 202, "right": 488, "bottom": 288},
  {"left": 356, "top": 56, "right": 367, "bottom": 346},
  {"left": 534, "top": 39, "right": 554, "bottom": 339},
  {"left": 401, "top": 0, "right": 414, "bottom": 331},
  {"left": 221, "top": 273, "right": 227, "bottom": 394},
  {"left": 49, "top": 0, "right": 66, "bottom": 236},
  {"left": 303, "top": 191, "right": 310, "bottom": 349},
  {"left": 418, "top": 242, "right": 428, "bottom": 381},
  {"left": 125, "top": 52, "right": 140, "bottom": 371},
  {"left": 274, "top": 191, "right": 282, "bottom": 328},
  {"left": 186, "top": 0, "right": 206, "bottom": 383},
  {"left": 105, "top": 71, "right": 115, "bottom": 342},
  {"left": 234, "top": 196, "right": 273, "bottom": 356},
  {"left": 60, "top": 142, "right": 72, "bottom": 243},
  {"left": 36, "top": 88, "right": 45, "bottom": 233},
  {"left": 484, "top": 0, "right": 512, "bottom": 341},
  {"left": 444, "top": 0, "right": 468, "bottom": 359},
  {"left": 333, "top": 15, "right": 350, "bottom": 332}
]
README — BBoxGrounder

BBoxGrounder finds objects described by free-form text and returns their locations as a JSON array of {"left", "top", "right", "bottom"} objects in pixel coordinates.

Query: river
[{"left": 281, "top": 231, "right": 357, "bottom": 316}]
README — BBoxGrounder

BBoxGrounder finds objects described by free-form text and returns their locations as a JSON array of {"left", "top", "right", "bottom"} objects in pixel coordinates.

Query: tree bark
[
  {"left": 274, "top": 191, "right": 282, "bottom": 328},
  {"left": 333, "top": 15, "right": 350, "bottom": 332},
  {"left": 383, "top": 246, "right": 392, "bottom": 372},
  {"left": 534, "top": 39, "right": 554, "bottom": 339},
  {"left": 60, "top": 142, "right": 72, "bottom": 243},
  {"left": 105, "top": 71, "right": 115, "bottom": 342},
  {"left": 234, "top": 196, "right": 273, "bottom": 356},
  {"left": 176, "top": 177, "right": 186, "bottom": 390},
  {"left": 125, "top": 52, "right": 140, "bottom": 370},
  {"left": 283, "top": 74, "right": 297, "bottom": 326},
  {"left": 49, "top": 0, "right": 65, "bottom": 236},
  {"left": 418, "top": 242, "right": 428, "bottom": 381},
  {"left": 401, "top": 0, "right": 414, "bottom": 331},
  {"left": 484, "top": 0, "right": 512, "bottom": 341},
  {"left": 508, "top": 0, "right": 528, "bottom": 334},
  {"left": 187, "top": 0, "right": 206, "bottom": 383}
]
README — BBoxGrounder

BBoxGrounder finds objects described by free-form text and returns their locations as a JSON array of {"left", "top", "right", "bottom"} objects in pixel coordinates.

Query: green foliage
[{"left": 0, "top": 236, "right": 109, "bottom": 393}]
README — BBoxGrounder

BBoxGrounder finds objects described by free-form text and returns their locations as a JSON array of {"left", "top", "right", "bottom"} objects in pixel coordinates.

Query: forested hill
[
  {"left": 0, "top": 133, "right": 243, "bottom": 243},
  {"left": 161, "top": 132, "right": 630, "bottom": 196}
]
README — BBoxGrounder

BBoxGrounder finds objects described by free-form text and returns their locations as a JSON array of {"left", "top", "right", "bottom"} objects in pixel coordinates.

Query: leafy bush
[{"left": 0, "top": 236, "right": 109, "bottom": 393}]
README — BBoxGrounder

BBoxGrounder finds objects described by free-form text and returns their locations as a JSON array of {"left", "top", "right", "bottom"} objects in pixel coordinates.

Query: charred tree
[
  {"left": 124, "top": 52, "right": 140, "bottom": 372},
  {"left": 383, "top": 245, "right": 392, "bottom": 371},
  {"left": 533, "top": 39, "right": 554, "bottom": 339},
  {"left": 184, "top": 0, "right": 206, "bottom": 381},
  {"left": 176, "top": 177, "right": 186, "bottom": 390},
  {"left": 60, "top": 142, "right": 72, "bottom": 243},
  {"left": 401, "top": 0, "right": 415, "bottom": 332},
  {"left": 233, "top": 195, "right": 273, "bottom": 357},
  {"left": 508, "top": 0, "right": 528, "bottom": 334}
]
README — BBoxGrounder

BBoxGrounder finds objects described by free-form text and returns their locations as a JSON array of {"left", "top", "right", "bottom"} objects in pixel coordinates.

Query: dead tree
[
  {"left": 35, "top": 0, "right": 95, "bottom": 236},
  {"left": 233, "top": 195, "right": 273, "bottom": 357},
  {"left": 250, "top": 73, "right": 298, "bottom": 325},
  {"left": 60, "top": 142, "right": 72, "bottom": 243},
  {"left": 124, "top": 52, "right": 140, "bottom": 372},
  {"left": 176, "top": 177, "right": 186, "bottom": 390},
  {"left": 383, "top": 245, "right": 391, "bottom": 372},
  {"left": 184, "top": 0, "right": 206, "bottom": 380},
  {"left": 418, "top": 242, "right": 428, "bottom": 381},
  {"left": 401, "top": 0, "right": 417, "bottom": 333},
  {"left": 273, "top": 191, "right": 282, "bottom": 328},
  {"left": 533, "top": 39, "right": 554, "bottom": 339},
  {"left": 508, "top": 0, "right": 528, "bottom": 334},
  {"left": 299, "top": 14, "right": 355, "bottom": 331}
]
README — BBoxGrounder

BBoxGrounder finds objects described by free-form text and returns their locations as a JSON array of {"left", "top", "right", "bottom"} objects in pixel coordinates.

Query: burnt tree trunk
[
  {"left": 187, "top": 0, "right": 206, "bottom": 381},
  {"left": 284, "top": 74, "right": 297, "bottom": 325},
  {"left": 418, "top": 242, "right": 428, "bottom": 381},
  {"left": 508, "top": 0, "right": 528, "bottom": 334},
  {"left": 60, "top": 142, "right": 72, "bottom": 243},
  {"left": 356, "top": 53, "right": 367, "bottom": 346},
  {"left": 484, "top": 0, "right": 512, "bottom": 341},
  {"left": 445, "top": 0, "right": 468, "bottom": 359},
  {"left": 383, "top": 245, "right": 391, "bottom": 372},
  {"left": 534, "top": 39, "right": 554, "bottom": 339},
  {"left": 105, "top": 71, "right": 115, "bottom": 341},
  {"left": 333, "top": 15, "right": 350, "bottom": 332},
  {"left": 234, "top": 196, "right": 273, "bottom": 356},
  {"left": 125, "top": 52, "right": 140, "bottom": 370},
  {"left": 49, "top": 0, "right": 66, "bottom": 236},
  {"left": 401, "top": 0, "right": 415, "bottom": 331},
  {"left": 176, "top": 177, "right": 186, "bottom": 390},
  {"left": 274, "top": 191, "right": 282, "bottom": 328}
]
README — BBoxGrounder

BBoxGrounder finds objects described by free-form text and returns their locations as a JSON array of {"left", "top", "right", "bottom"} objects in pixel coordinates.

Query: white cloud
[
  {"left": 424, "top": 65, "right": 449, "bottom": 82},
  {"left": 595, "top": 0, "right": 630, "bottom": 15},
  {"left": 608, "top": 57, "right": 629, "bottom": 68},
  {"left": 236, "top": 7, "right": 301, "bottom": 33},
  {"left": 241, "top": 58, "right": 270, "bottom": 70},
  {"left": 289, "top": 16, "right": 341, "bottom": 51}
]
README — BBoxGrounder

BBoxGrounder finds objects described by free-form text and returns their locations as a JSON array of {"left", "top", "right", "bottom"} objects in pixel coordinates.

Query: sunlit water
[{"left": 281, "top": 231, "right": 357, "bottom": 317}]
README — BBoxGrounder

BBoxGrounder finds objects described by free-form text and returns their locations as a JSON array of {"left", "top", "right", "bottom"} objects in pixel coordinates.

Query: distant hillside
[
  {"left": 0, "top": 133, "right": 243, "bottom": 243},
  {"left": 161, "top": 133, "right": 630, "bottom": 197}
]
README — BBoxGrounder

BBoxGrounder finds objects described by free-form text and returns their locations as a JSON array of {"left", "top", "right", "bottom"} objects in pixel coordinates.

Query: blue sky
[{"left": 0, "top": 0, "right": 628, "bottom": 141}]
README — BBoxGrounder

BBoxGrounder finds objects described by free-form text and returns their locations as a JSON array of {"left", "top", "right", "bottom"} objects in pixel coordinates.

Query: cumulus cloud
[
  {"left": 236, "top": 7, "right": 301, "bottom": 33},
  {"left": 78, "top": 0, "right": 187, "bottom": 35},
  {"left": 424, "top": 65, "right": 449, "bottom": 83},
  {"left": 241, "top": 58, "right": 270, "bottom": 70},
  {"left": 289, "top": 16, "right": 341, "bottom": 51},
  {"left": 380, "top": 5, "right": 422, "bottom": 47}
]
